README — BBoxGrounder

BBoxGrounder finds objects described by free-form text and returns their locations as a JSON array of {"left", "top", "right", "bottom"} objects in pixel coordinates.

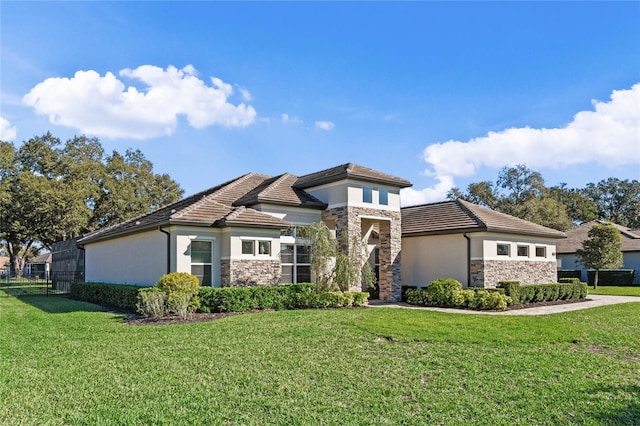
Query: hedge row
[
  {"left": 199, "top": 285, "right": 368, "bottom": 312},
  {"left": 69, "top": 282, "right": 369, "bottom": 313},
  {"left": 586, "top": 270, "right": 636, "bottom": 286},
  {"left": 70, "top": 282, "right": 141, "bottom": 311},
  {"left": 405, "top": 278, "right": 511, "bottom": 311},
  {"left": 498, "top": 279, "right": 588, "bottom": 305}
]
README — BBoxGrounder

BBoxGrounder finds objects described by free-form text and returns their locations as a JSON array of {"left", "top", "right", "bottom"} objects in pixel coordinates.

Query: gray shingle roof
[
  {"left": 234, "top": 173, "right": 327, "bottom": 209},
  {"left": 556, "top": 220, "right": 640, "bottom": 254},
  {"left": 295, "top": 163, "right": 412, "bottom": 189},
  {"left": 402, "top": 200, "right": 566, "bottom": 239}
]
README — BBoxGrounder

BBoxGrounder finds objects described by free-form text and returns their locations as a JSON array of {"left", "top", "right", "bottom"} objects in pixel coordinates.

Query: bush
[
  {"left": 167, "top": 291, "right": 192, "bottom": 319},
  {"left": 558, "top": 270, "right": 582, "bottom": 280},
  {"left": 426, "top": 278, "right": 463, "bottom": 307},
  {"left": 70, "top": 282, "right": 142, "bottom": 311},
  {"left": 405, "top": 286, "right": 510, "bottom": 311},
  {"left": 156, "top": 272, "right": 201, "bottom": 315},
  {"left": 137, "top": 287, "right": 166, "bottom": 318},
  {"left": 401, "top": 286, "right": 418, "bottom": 303},
  {"left": 587, "top": 270, "right": 635, "bottom": 286},
  {"left": 498, "top": 281, "right": 520, "bottom": 305}
]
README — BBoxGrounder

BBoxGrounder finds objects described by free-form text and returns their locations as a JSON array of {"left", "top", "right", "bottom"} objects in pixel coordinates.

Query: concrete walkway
[{"left": 367, "top": 294, "right": 640, "bottom": 316}]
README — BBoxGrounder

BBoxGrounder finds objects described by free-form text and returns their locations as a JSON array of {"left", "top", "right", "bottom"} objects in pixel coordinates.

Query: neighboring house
[
  {"left": 78, "top": 163, "right": 411, "bottom": 301},
  {"left": 557, "top": 220, "right": 640, "bottom": 284},
  {"left": 0, "top": 256, "right": 9, "bottom": 276},
  {"left": 401, "top": 200, "right": 566, "bottom": 288},
  {"left": 25, "top": 253, "right": 52, "bottom": 279},
  {"left": 77, "top": 163, "right": 568, "bottom": 301}
]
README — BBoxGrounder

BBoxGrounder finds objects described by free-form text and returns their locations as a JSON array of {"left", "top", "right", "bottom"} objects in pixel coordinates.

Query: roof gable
[
  {"left": 402, "top": 200, "right": 566, "bottom": 239},
  {"left": 234, "top": 173, "right": 327, "bottom": 209}
]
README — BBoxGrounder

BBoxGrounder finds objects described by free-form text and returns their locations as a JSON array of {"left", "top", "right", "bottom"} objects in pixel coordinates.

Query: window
[
  {"left": 281, "top": 243, "right": 311, "bottom": 283},
  {"left": 363, "top": 186, "right": 372, "bottom": 203},
  {"left": 535, "top": 246, "right": 546, "bottom": 258},
  {"left": 258, "top": 240, "right": 271, "bottom": 255},
  {"left": 517, "top": 245, "right": 529, "bottom": 257},
  {"left": 191, "top": 240, "right": 212, "bottom": 286},
  {"left": 241, "top": 240, "right": 254, "bottom": 255},
  {"left": 379, "top": 189, "right": 388, "bottom": 205},
  {"left": 497, "top": 243, "right": 510, "bottom": 256}
]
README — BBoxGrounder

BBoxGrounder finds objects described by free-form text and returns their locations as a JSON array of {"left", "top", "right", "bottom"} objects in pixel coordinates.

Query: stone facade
[
  {"left": 322, "top": 206, "right": 402, "bottom": 302},
  {"left": 221, "top": 258, "right": 281, "bottom": 287},
  {"left": 471, "top": 260, "right": 558, "bottom": 288}
]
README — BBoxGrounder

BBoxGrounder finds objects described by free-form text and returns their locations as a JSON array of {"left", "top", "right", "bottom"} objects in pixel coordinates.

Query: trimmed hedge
[
  {"left": 498, "top": 280, "right": 588, "bottom": 305},
  {"left": 558, "top": 270, "right": 582, "bottom": 280},
  {"left": 70, "top": 282, "right": 369, "bottom": 314},
  {"left": 586, "top": 269, "right": 636, "bottom": 286},
  {"left": 70, "top": 282, "right": 143, "bottom": 311},
  {"left": 405, "top": 279, "right": 511, "bottom": 311},
  {"left": 199, "top": 284, "right": 369, "bottom": 312}
]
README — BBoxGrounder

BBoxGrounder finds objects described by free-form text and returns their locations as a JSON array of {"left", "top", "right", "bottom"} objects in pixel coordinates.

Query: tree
[
  {"left": 549, "top": 184, "right": 598, "bottom": 224},
  {"left": 583, "top": 178, "right": 640, "bottom": 228},
  {"left": 575, "top": 222, "right": 623, "bottom": 289}
]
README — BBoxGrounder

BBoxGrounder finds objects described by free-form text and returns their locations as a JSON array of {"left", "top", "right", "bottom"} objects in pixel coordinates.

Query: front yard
[{"left": 1, "top": 296, "right": 639, "bottom": 425}]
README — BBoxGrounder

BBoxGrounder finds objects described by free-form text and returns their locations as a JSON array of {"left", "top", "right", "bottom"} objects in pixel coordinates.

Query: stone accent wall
[
  {"left": 471, "top": 259, "right": 558, "bottom": 288},
  {"left": 221, "top": 258, "right": 281, "bottom": 287},
  {"left": 322, "top": 206, "right": 402, "bottom": 302}
]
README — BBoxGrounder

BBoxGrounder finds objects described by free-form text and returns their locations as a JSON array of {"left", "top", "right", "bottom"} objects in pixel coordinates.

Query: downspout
[
  {"left": 159, "top": 226, "right": 171, "bottom": 274},
  {"left": 463, "top": 233, "right": 471, "bottom": 287}
]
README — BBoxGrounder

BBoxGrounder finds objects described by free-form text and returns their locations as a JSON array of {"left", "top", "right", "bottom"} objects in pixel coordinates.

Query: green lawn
[
  {"left": 589, "top": 286, "right": 640, "bottom": 297},
  {"left": 1, "top": 296, "right": 639, "bottom": 425}
]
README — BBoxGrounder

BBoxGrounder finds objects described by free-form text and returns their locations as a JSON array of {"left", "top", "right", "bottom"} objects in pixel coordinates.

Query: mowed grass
[
  {"left": 589, "top": 286, "right": 640, "bottom": 296},
  {"left": 1, "top": 297, "right": 639, "bottom": 425}
]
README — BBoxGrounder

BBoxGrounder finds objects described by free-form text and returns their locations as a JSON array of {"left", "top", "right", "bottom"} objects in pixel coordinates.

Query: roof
[
  {"left": 556, "top": 220, "right": 640, "bottom": 254},
  {"left": 401, "top": 199, "right": 567, "bottom": 239},
  {"left": 79, "top": 163, "right": 405, "bottom": 245},
  {"left": 28, "top": 253, "right": 52, "bottom": 264},
  {"left": 295, "top": 163, "right": 412, "bottom": 189}
]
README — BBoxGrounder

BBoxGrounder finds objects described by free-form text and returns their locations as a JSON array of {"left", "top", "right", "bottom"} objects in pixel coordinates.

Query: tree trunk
[{"left": 593, "top": 269, "right": 599, "bottom": 289}]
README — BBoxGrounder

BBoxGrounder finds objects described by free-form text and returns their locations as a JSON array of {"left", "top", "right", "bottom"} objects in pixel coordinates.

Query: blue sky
[{"left": 1, "top": 1, "right": 639, "bottom": 205}]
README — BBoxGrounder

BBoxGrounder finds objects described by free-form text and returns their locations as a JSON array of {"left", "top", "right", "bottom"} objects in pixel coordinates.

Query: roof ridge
[
  {"left": 456, "top": 199, "right": 487, "bottom": 229},
  {"left": 224, "top": 205, "right": 246, "bottom": 222},
  {"left": 260, "top": 173, "right": 295, "bottom": 199}
]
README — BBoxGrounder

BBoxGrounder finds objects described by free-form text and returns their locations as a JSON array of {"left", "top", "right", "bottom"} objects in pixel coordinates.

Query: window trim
[
  {"left": 362, "top": 186, "right": 373, "bottom": 204},
  {"left": 257, "top": 240, "right": 271, "bottom": 256},
  {"left": 497, "top": 243, "right": 510, "bottom": 257},
  {"left": 190, "top": 239, "right": 213, "bottom": 286},
  {"left": 280, "top": 243, "right": 311, "bottom": 284},
  {"left": 517, "top": 245, "right": 530, "bottom": 257},
  {"left": 535, "top": 246, "right": 546, "bottom": 258},
  {"left": 379, "top": 188, "right": 389, "bottom": 205},
  {"left": 241, "top": 240, "right": 255, "bottom": 255}
]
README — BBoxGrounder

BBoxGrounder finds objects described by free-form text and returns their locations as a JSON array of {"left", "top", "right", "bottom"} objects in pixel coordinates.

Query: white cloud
[
  {"left": 0, "top": 116, "right": 16, "bottom": 141},
  {"left": 237, "top": 86, "right": 253, "bottom": 102},
  {"left": 407, "top": 83, "right": 640, "bottom": 205},
  {"left": 281, "top": 113, "right": 302, "bottom": 125},
  {"left": 315, "top": 120, "right": 335, "bottom": 131},
  {"left": 22, "top": 65, "right": 257, "bottom": 139}
]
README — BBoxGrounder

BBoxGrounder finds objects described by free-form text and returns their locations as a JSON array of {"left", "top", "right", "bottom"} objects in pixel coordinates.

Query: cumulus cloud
[
  {"left": 315, "top": 120, "right": 335, "bottom": 131},
  {"left": 0, "top": 116, "right": 16, "bottom": 141},
  {"left": 404, "top": 83, "right": 640, "bottom": 206},
  {"left": 22, "top": 65, "right": 257, "bottom": 139}
]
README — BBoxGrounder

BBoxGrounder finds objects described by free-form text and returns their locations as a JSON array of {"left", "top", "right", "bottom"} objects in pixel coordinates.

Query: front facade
[
  {"left": 79, "top": 164, "right": 410, "bottom": 301},
  {"left": 401, "top": 200, "right": 565, "bottom": 288}
]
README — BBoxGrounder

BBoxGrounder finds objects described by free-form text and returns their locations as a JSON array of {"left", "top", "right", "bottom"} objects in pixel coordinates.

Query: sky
[{"left": 1, "top": 1, "right": 639, "bottom": 206}]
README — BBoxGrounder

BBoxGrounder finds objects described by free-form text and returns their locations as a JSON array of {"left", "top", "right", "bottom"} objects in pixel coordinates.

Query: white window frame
[
  {"left": 535, "top": 246, "right": 546, "bottom": 258},
  {"left": 190, "top": 239, "right": 213, "bottom": 286},
  {"left": 257, "top": 240, "right": 271, "bottom": 256},
  {"left": 497, "top": 243, "right": 510, "bottom": 257},
  {"left": 241, "top": 240, "right": 255, "bottom": 255},
  {"left": 362, "top": 186, "right": 373, "bottom": 204},
  {"left": 517, "top": 245, "right": 530, "bottom": 257},
  {"left": 379, "top": 189, "right": 389, "bottom": 205}
]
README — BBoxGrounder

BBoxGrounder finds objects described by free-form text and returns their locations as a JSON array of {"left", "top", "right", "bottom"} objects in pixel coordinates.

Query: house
[
  {"left": 25, "top": 253, "right": 52, "bottom": 279},
  {"left": 78, "top": 163, "right": 567, "bottom": 301},
  {"left": 556, "top": 220, "right": 640, "bottom": 284},
  {"left": 78, "top": 163, "right": 411, "bottom": 301},
  {"left": 0, "top": 256, "right": 9, "bottom": 276},
  {"left": 401, "top": 200, "right": 566, "bottom": 288}
]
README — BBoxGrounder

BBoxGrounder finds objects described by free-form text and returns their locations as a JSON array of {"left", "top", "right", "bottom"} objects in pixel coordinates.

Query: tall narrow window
[
  {"left": 379, "top": 189, "right": 388, "bottom": 205},
  {"left": 191, "top": 240, "right": 212, "bottom": 286},
  {"left": 280, "top": 243, "right": 311, "bottom": 283},
  {"left": 363, "top": 186, "right": 372, "bottom": 203}
]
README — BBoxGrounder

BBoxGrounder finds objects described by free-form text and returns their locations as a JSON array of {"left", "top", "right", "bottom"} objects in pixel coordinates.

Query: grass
[
  {"left": 588, "top": 286, "right": 640, "bottom": 296},
  {"left": 1, "top": 296, "right": 639, "bottom": 425}
]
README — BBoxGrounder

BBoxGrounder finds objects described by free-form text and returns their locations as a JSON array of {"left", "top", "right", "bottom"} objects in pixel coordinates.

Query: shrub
[
  {"left": 137, "top": 287, "right": 166, "bottom": 318},
  {"left": 156, "top": 272, "right": 201, "bottom": 315},
  {"left": 498, "top": 281, "right": 520, "bottom": 305},
  {"left": 406, "top": 288, "right": 430, "bottom": 306},
  {"left": 70, "top": 282, "right": 142, "bottom": 311},
  {"left": 351, "top": 291, "right": 369, "bottom": 307},
  {"left": 558, "top": 270, "right": 582, "bottom": 280},
  {"left": 167, "top": 291, "right": 192, "bottom": 319},
  {"left": 426, "top": 278, "right": 463, "bottom": 307},
  {"left": 586, "top": 270, "right": 635, "bottom": 286},
  {"left": 401, "top": 286, "right": 418, "bottom": 302},
  {"left": 406, "top": 286, "right": 510, "bottom": 311}
]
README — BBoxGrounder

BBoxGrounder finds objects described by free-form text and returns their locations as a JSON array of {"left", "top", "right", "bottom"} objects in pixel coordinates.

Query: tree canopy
[
  {"left": 0, "top": 132, "right": 184, "bottom": 275},
  {"left": 448, "top": 164, "right": 637, "bottom": 231}
]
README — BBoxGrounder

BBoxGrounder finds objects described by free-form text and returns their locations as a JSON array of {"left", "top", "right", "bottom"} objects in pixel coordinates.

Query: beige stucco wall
[
  {"left": 401, "top": 234, "right": 468, "bottom": 287},
  {"left": 172, "top": 226, "right": 222, "bottom": 287},
  {"left": 479, "top": 233, "right": 558, "bottom": 262},
  {"left": 304, "top": 179, "right": 401, "bottom": 211},
  {"left": 254, "top": 204, "right": 322, "bottom": 225},
  {"left": 558, "top": 251, "right": 640, "bottom": 284},
  {"left": 85, "top": 229, "right": 167, "bottom": 286}
]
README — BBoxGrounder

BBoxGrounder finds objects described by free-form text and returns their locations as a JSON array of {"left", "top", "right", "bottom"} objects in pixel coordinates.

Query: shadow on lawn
[
  {"left": 8, "top": 294, "right": 118, "bottom": 315},
  {"left": 586, "top": 384, "right": 640, "bottom": 425}
]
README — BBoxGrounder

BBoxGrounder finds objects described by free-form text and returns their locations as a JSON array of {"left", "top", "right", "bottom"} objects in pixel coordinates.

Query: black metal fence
[{"left": 0, "top": 271, "right": 83, "bottom": 297}]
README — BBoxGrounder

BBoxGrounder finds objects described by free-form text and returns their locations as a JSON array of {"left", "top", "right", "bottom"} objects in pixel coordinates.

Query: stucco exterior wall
[
  {"left": 254, "top": 204, "right": 322, "bottom": 225},
  {"left": 84, "top": 230, "right": 167, "bottom": 286},
  {"left": 305, "top": 179, "right": 401, "bottom": 211},
  {"left": 401, "top": 234, "right": 468, "bottom": 287},
  {"left": 173, "top": 226, "right": 222, "bottom": 287},
  {"left": 558, "top": 252, "right": 640, "bottom": 284}
]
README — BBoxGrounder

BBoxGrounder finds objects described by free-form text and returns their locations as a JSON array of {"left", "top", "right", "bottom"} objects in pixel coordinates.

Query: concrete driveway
[{"left": 368, "top": 294, "right": 640, "bottom": 316}]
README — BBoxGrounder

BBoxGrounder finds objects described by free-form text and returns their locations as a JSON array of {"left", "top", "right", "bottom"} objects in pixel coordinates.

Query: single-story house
[
  {"left": 78, "top": 163, "right": 566, "bottom": 301},
  {"left": 401, "top": 200, "right": 566, "bottom": 288},
  {"left": 25, "top": 253, "right": 52, "bottom": 279},
  {"left": 0, "top": 256, "right": 9, "bottom": 276},
  {"left": 557, "top": 220, "right": 640, "bottom": 284}
]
